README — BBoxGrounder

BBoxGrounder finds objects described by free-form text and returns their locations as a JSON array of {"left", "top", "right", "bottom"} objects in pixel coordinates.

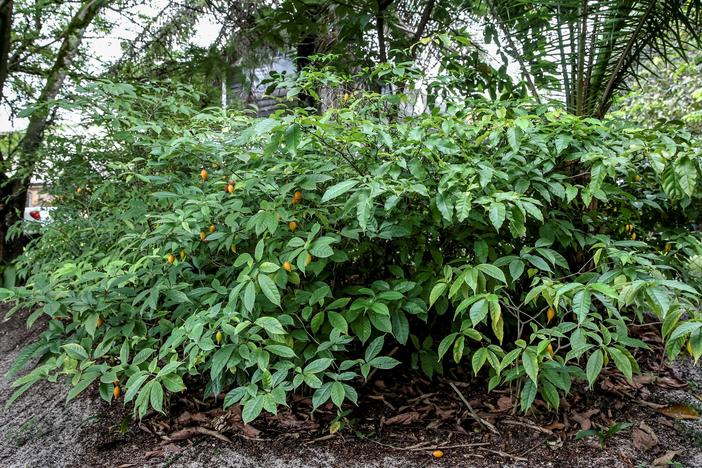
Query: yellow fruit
[
  {"left": 113, "top": 385, "right": 120, "bottom": 398},
  {"left": 635, "top": 175, "right": 641, "bottom": 181},
  {"left": 288, "top": 221, "right": 298, "bottom": 232},
  {"left": 227, "top": 183, "right": 235, "bottom": 193},
  {"left": 200, "top": 168, "right": 208, "bottom": 180},
  {"left": 76, "top": 187, "right": 82, "bottom": 193},
  {"left": 97, "top": 317, "right": 104, "bottom": 327},
  {"left": 209, "top": 224, "right": 216, "bottom": 233},
  {"left": 546, "top": 306, "right": 555, "bottom": 322},
  {"left": 291, "top": 190, "right": 303, "bottom": 205},
  {"left": 631, "top": 232, "right": 637, "bottom": 240},
  {"left": 200, "top": 230, "right": 207, "bottom": 241},
  {"left": 305, "top": 253, "right": 312, "bottom": 266},
  {"left": 432, "top": 450, "right": 444, "bottom": 458},
  {"left": 282, "top": 261, "right": 292, "bottom": 272},
  {"left": 179, "top": 249, "right": 186, "bottom": 260},
  {"left": 343, "top": 93, "right": 350, "bottom": 102},
  {"left": 547, "top": 343, "right": 554, "bottom": 355},
  {"left": 167, "top": 254, "right": 175, "bottom": 265},
  {"left": 215, "top": 331, "right": 223, "bottom": 344}
]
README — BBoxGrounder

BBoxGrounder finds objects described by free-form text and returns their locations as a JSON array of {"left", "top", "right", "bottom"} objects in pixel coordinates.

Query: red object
[{"left": 29, "top": 210, "right": 41, "bottom": 220}]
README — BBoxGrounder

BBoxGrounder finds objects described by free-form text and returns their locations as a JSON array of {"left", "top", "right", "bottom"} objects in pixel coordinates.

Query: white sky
[{"left": 1, "top": 3, "right": 220, "bottom": 132}]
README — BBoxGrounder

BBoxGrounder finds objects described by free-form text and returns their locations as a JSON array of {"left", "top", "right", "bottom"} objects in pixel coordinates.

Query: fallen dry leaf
[
  {"left": 655, "top": 377, "right": 687, "bottom": 389},
  {"left": 543, "top": 421, "right": 566, "bottom": 431},
  {"left": 653, "top": 450, "right": 681, "bottom": 466},
  {"left": 385, "top": 411, "right": 422, "bottom": 425},
  {"left": 655, "top": 404, "right": 700, "bottom": 420},
  {"left": 571, "top": 409, "right": 600, "bottom": 430},
  {"left": 632, "top": 421, "right": 658, "bottom": 451}
]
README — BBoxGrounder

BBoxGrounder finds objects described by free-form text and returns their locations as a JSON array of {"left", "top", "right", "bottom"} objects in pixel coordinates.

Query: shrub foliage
[{"left": 3, "top": 70, "right": 702, "bottom": 422}]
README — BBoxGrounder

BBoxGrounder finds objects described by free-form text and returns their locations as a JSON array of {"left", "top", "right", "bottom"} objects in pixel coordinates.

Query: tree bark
[
  {"left": 0, "top": 0, "right": 12, "bottom": 104},
  {"left": 0, "top": 0, "right": 106, "bottom": 264}
]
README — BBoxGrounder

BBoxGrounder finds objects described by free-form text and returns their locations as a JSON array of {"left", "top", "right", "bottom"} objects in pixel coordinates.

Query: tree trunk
[
  {"left": 0, "top": 0, "right": 106, "bottom": 264},
  {"left": 0, "top": 0, "right": 12, "bottom": 103}
]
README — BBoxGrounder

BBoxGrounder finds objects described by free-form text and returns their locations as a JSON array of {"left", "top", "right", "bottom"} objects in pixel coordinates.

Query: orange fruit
[
  {"left": 76, "top": 187, "right": 82, "bottom": 193},
  {"left": 227, "top": 183, "right": 235, "bottom": 193},
  {"left": 305, "top": 253, "right": 312, "bottom": 266},
  {"left": 200, "top": 168, "right": 208, "bottom": 181},
  {"left": 167, "top": 254, "right": 175, "bottom": 265},
  {"left": 97, "top": 317, "right": 104, "bottom": 327},
  {"left": 546, "top": 306, "right": 555, "bottom": 322},
  {"left": 432, "top": 450, "right": 444, "bottom": 458},
  {"left": 282, "top": 261, "right": 292, "bottom": 272},
  {"left": 288, "top": 221, "right": 298, "bottom": 232},
  {"left": 113, "top": 385, "right": 120, "bottom": 398},
  {"left": 291, "top": 190, "right": 303, "bottom": 205}
]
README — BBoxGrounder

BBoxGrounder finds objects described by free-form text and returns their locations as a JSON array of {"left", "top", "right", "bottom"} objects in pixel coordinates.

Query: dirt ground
[{"left": 2, "top": 307, "right": 702, "bottom": 468}]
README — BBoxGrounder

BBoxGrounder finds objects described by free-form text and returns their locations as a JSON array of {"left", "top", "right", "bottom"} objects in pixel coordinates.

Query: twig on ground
[
  {"left": 502, "top": 418, "right": 553, "bottom": 434},
  {"left": 303, "top": 433, "right": 337, "bottom": 445},
  {"left": 479, "top": 448, "right": 528, "bottom": 461},
  {"left": 166, "top": 426, "right": 232, "bottom": 444},
  {"left": 364, "top": 437, "right": 491, "bottom": 452},
  {"left": 449, "top": 382, "right": 499, "bottom": 435}
]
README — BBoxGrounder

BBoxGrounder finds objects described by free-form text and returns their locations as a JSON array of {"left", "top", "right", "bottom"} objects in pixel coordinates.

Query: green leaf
[
  {"left": 607, "top": 347, "right": 633, "bottom": 380},
  {"left": 522, "top": 349, "right": 538, "bottom": 384},
  {"left": 573, "top": 290, "right": 591, "bottom": 324},
  {"left": 429, "top": 282, "right": 447, "bottom": 307},
  {"left": 150, "top": 381, "right": 164, "bottom": 413},
  {"left": 489, "top": 203, "right": 506, "bottom": 231},
  {"left": 330, "top": 381, "right": 345, "bottom": 407},
  {"left": 438, "top": 333, "right": 457, "bottom": 360},
  {"left": 63, "top": 343, "right": 89, "bottom": 360},
  {"left": 520, "top": 378, "right": 537, "bottom": 411},
  {"left": 472, "top": 347, "right": 488, "bottom": 375},
  {"left": 266, "top": 344, "right": 297, "bottom": 358},
  {"left": 255, "top": 316, "right": 286, "bottom": 335},
  {"left": 586, "top": 349, "right": 604, "bottom": 388},
  {"left": 327, "top": 311, "right": 348, "bottom": 334},
  {"left": 322, "top": 180, "right": 359, "bottom": 202},
  {"left": 258, "top": 274, "right": 281, "bottom": 306},
  {"left": 477, "top": 264, "right": 507, "bottom": 284},
  {"left": 242, "top": 396, "right": 264, "bottom": 423}
]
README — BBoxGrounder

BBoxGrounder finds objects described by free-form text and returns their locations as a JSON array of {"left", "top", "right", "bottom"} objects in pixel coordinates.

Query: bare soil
[{"left": 2, "top": 306, "right": 702, "bottom": 467}]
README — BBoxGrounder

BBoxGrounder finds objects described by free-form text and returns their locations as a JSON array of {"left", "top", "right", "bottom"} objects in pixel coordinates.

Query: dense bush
[{"left": 3, "top": 69, "right": 702, "bottom": 422}]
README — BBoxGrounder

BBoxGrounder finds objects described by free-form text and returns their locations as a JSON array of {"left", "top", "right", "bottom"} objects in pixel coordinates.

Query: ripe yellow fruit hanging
[
  {"left": 631, "top": 232, "right": 637, "bottom": 240},
  {"left": 179, "top": 249, "right": 186, "bottom": 260},
  {"left": 227, "top": 183, "right": 235, "bottom": 193},
  {"left": 282, "top": 261, "right": 292, "bottom": 272},
  {"left": 200, "top": 168, "right": 208, "bottom": 181},
  {"left": 76, "top": 187, "right": 82, "bottom": 193},
  {"left": 113, "top": 385, "right": 120, "bottom": 398},
  {"left": 209, "top": 224, "right": 216, "bottom": 233},
  {"left": 546, "top": 306, "right": 555, "bottom": 322},
  {"left": 432, "top": 450, "right": 444, "bottom": 458},
  {"left": 215, "top": 331, "right": 223, "bottom": 344},
  {"left": 200, "top": 230, "right": 207, "bottom": 241},
  {"left": 291, "top": 190, "right": 303, "bottom": 205},
  {"left": 547, "top": 343, "right": 554, "bottom": 355},
  {"left": 343, "top": 93, "right": 350, "bottom": 102},
  {"left": 288, "top": 221, "right": 298, "bottom": 232},
  {"left": 305, "top": 253, "right": 312, "bottom": 266},
  {"left": 167, "top": 254, "right": 175, "bottom": 265}
]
